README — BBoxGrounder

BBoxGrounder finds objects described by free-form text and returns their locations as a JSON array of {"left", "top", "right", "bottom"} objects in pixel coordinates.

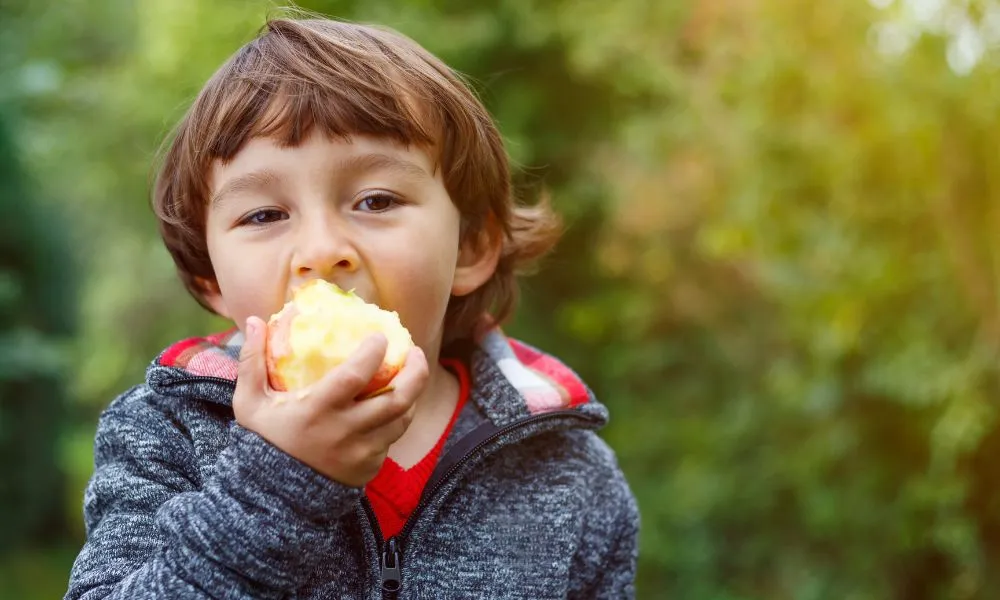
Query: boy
[{"left": 66, "top": 14, "right": 638, "bottom": 600}]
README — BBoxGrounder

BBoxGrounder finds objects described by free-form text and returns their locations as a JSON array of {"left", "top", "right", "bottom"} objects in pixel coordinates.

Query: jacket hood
[{"left": 145, "top": 326, "right": 608, "bottom": 429}]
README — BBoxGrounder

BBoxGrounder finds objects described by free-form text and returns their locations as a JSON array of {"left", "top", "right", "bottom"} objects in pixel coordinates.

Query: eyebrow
[
  {"left": 210, "top": 169, "right": 281, "bottom": 209},
  {"left": 337, "top": 152, "right": 432, "bottom": 181},
  {"left": 209, "top": 153, "right": 431, "bottom": 209}
]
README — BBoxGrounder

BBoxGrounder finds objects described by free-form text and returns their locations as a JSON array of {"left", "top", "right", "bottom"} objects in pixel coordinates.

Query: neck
[
  {"left": 387, "top": 356, "right": 461, "bottom": 468},
  {"left": 415, "top": 330, "right": 459, "bottom": 412},
  {"left": 418, "top": 359, "right": 460, "bottom": 415}
]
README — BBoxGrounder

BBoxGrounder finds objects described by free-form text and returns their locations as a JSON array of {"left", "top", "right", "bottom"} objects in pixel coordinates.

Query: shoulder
[
  {"left": 525, "top": 427, "right": 625, "bottom": 475},
  {"left": 562, "top": 428, "right": 625, "bottom": 469},
  {"left": 101, "top": 383, "right": 168, "bottom": 419},
  {"left": 97, "top": 383, "right": 194, "bottom": 439},
  {"left": 93, "top": 382, "right": 231, "bottom": 468},
  {"left": 509, "top": 426, "right": 636, "bottom": 513},
  {"left": 486, "top": 426, "right": 639, "bottom": 563},
  {"left": 96, "top": 384, "right": 173, "bottom": 438},
  {"left": 555, "top": 428, "right": 635, "bottom": 507},
  {"left": 100, "top": 378, "right": 231, "bottom": 428},
  {"left": 92, "top": 384, "right": 193, "bottom": 461}
]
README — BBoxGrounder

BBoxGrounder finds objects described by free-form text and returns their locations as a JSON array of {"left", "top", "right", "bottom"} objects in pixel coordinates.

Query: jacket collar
[{"left": 146, "top": 325, "right": 608, "bottom": 429}]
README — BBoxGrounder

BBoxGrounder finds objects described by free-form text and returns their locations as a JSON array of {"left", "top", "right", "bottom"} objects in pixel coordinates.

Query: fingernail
[{"left": 245, "top": 318, "right": 256, "bottom": 340}]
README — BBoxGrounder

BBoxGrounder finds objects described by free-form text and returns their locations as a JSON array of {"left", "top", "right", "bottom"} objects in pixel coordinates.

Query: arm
[
  {"left": 568, "top": 450, "right": 640, "bottom": 600},
  {"left": 65, "top": 388, "right": 362, "bottom": 600}
]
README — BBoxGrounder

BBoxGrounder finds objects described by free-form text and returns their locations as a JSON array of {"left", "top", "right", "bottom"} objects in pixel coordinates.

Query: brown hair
[{"left": 153, "top": 15, "right": 561, "bottom": 339}]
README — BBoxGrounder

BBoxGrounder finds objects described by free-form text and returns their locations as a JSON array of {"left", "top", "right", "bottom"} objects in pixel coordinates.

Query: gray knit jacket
[{"left": 65, "top": 328, "right": 639, "bottom": 599}]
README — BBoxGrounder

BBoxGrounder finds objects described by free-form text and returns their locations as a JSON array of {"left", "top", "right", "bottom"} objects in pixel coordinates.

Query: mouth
[{"left": 287, "top": 280, "right": 379, "bottom": 307}]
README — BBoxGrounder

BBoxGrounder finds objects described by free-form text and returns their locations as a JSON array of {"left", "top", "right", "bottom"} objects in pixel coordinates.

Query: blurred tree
[
  {"left": 540, "top": 1, "right": 1000, "bottom": 597},
  {"left": 0, "top": 106, "right": 77, "bottom": 553}
]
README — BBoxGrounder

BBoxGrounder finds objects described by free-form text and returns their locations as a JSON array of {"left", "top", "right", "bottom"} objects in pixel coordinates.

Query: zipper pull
[{"left": 381, "top": 536, "right": 401, "bottom": 598}]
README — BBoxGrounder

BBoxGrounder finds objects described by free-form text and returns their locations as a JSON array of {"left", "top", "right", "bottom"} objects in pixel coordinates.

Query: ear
[
  {"left": 452, "top": 217, "right": 502, "bottom": 297},
  {"left": 195, "top": 277, "right": 232, "bottom": 318}
]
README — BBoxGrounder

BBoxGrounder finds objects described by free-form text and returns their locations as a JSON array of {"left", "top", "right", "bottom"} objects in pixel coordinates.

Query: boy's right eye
[{"left": 238, "top": 208, "right": 288, "bottom": 227}]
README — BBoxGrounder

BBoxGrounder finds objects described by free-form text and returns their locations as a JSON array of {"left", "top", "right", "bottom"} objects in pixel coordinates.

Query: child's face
[{"left": 201, "top": 131, "right": 492, "bottom": 358}]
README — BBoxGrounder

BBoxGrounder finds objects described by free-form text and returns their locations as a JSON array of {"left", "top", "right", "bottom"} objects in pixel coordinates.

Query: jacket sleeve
[
  {"left": 567, "top": 444, "right": 640, "bottom": 600},
  {"left": 65, "top": 387, "right": 363, "bottom": 600}
]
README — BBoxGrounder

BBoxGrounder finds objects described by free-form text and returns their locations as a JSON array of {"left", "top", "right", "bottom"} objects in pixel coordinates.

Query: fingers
[
  {"left": 307, "top": 333, "right": 389, "bottom": 406},
  {"left": 233, "top": 316, "right": 270, "bottom": 421},
  {"left": 389, "top": 346, "right": 429, "bottom": 397},
  {"left": 351, "top": 346, "right": 428, "bottom": 433}
]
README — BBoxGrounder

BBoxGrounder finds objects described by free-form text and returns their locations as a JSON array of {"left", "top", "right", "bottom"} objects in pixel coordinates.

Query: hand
[{"left": 232, "top": 316, "right": 429, "bottom": 487}]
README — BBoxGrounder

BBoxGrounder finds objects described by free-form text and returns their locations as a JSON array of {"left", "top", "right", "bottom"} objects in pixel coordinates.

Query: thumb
[{"left": 236, "top": 316, "right": 269, "bottom": 399}]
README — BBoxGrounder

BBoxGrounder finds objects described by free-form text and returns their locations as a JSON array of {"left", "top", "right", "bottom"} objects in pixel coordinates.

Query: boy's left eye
[
  {"left": 355, "top": 192, "right": 399, "bottom": 212},
  {"left": 238, "top": 208, "right": 288, "bottom": 226}
]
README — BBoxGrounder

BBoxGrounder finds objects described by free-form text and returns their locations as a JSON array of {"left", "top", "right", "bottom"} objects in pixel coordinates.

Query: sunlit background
[{"left": 4, "top": 0, "right": 1000, "bottom": 598}]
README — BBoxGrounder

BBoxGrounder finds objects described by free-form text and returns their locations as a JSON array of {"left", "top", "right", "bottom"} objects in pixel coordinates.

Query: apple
[{"left": 265, "top": 280, "right": 413, "bottom": 397}]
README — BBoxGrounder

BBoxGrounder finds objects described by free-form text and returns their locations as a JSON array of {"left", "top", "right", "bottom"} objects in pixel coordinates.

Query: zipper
[
  {"left": 361, "top": 497, "right": 401, "bottom": 599},
  {"left": 362, "top": 409, "right": 599, "bottom": 599},
  {"left": 380, "top": 536, "right": 401, "bottom": 598}
]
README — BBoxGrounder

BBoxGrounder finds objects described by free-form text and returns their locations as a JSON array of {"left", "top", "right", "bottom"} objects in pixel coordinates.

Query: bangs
[{"left": 198, "top": 21, "right": 441, "bottom": 163}]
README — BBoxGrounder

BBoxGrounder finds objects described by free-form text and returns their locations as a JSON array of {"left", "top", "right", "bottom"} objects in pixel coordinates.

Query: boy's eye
[
  {"left": 355, "top": 192, "right": 398, "bottom": 213},
  {"left": 239, "top": 209, "right": 288, "bottom": 226}
]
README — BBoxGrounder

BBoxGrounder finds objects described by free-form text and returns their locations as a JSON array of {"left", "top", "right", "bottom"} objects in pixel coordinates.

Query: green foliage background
[{"left": 4, "top": 0, "right": 1000, "bottom": 597}]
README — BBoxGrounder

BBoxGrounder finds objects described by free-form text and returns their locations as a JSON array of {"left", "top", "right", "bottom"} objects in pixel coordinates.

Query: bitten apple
[{"left": 265, "top": 280, "right": 413, "bottom": 397}]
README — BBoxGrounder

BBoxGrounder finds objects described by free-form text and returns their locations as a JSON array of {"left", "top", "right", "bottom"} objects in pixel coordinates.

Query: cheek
[
  {"left": 206, "top": 234, "right": 289, "bottom": 321},
  {"left": 379, "top": 241, "right": 458, "bottom": 344}
]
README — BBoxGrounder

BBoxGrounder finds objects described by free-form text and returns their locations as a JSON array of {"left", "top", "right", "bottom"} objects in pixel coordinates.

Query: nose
[{"left": 290, "top": 215, "right": 360, "bottom": 281}]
